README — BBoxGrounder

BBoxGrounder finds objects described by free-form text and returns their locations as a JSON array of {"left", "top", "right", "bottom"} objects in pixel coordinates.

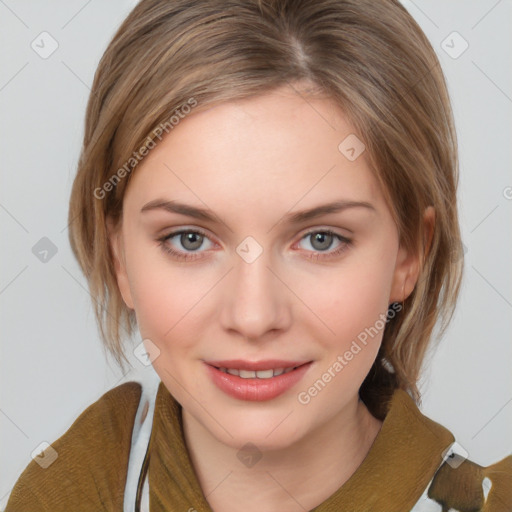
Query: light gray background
[{"left": 1, "top": 0, "right": 511, "bottom": 507}]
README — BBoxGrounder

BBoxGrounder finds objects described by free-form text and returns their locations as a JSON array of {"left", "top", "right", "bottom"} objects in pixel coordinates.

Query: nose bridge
[{"left": 220, "top": 235, "right": 289, "bottom": 339}]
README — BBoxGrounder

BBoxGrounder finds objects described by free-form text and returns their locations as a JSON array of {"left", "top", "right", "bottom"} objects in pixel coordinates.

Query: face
[{"left": 109, "top": 83, "right": 421, "bottom": 451}]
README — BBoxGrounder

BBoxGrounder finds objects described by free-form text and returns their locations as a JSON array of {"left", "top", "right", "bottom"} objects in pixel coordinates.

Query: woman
[{"left": 6, "top": 0, "right": 511, "bottom": 510}]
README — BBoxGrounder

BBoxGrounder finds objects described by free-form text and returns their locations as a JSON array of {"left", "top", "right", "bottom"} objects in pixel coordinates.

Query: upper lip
[{"left": 205, "top": 359, "right": 311, "bottom": 371}]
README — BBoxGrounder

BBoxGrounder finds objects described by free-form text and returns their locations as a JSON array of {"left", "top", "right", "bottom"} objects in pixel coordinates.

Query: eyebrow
[{"left": 140, "top": 198, "right": 376, "bottom": 224}]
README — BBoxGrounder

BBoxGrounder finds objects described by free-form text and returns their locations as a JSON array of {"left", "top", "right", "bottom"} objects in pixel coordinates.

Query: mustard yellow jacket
[{"left": 5, "top": 381, "right": 512, "bottom": 511}]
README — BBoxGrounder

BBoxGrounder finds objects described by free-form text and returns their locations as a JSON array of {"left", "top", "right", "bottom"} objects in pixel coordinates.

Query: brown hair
[{"left": 68, "top": 0, "right": 463, "bottom": 419}]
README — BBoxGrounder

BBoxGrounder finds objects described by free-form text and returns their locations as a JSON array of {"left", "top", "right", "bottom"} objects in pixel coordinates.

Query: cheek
[
  {"left": 124, "top": 240, "right": 214, "bottom": 350},
  {"left": 295, "top": 253, "right": 397, "bottom": 408},
  {"left": 301, "top": 245, "right": 397, "bottom": 354}
]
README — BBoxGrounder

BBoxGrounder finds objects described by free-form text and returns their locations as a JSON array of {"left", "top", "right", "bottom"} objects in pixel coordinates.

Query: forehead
[{"left": 123, "top": 87, "right": 383, "bottom": 219}]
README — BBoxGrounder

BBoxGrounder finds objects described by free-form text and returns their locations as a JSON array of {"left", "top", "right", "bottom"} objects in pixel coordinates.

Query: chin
[
  {"left": 202, "top": 405, "right": 312, "bottom": 450},
  {"left": 220, "top": 425, "right": 305, "bottom": 453}
]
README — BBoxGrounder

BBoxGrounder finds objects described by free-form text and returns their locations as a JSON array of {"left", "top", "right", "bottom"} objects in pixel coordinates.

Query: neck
[{"left": 182, "top": 397, "right": 383, "bottom": 512}]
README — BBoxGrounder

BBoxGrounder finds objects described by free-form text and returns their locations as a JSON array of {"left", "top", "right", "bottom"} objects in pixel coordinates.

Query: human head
[{"left": 68, "top": 0, "right": 463, "bottom": 418}]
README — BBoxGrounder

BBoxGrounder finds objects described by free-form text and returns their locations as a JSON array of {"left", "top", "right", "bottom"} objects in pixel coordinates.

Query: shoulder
[
  {"left": 384, "top": 389, "right": 512, "bottom": 510},
  {"left": 5, "top": 381, "right": 143, "bottom": 512},
  {"left": 421, "top": 450, "right": 512, "bottom": 511}
]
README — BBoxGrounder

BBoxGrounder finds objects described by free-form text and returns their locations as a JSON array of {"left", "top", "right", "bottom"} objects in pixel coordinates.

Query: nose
[{"left": 218, "top": 242, "right": 292, "bottom": 342}]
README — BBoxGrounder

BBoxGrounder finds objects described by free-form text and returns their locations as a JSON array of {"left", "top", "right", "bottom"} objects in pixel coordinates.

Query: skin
[{"left": 108, "top": 82, "right": 434, "bottom": 511}]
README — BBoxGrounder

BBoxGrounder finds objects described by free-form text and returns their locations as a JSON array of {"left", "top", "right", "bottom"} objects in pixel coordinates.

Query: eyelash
[{"left": 157, "top": 228, "right": 352, "bottom": 262}]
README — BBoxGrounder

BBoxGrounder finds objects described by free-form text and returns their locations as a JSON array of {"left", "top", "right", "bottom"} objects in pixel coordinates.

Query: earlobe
[
  {"left": 389, "top": 248, "right": 418, "bottom": 304},
  {"left": 106, "top": 217, "right": 135, "bottom": 310},
  {"left": 389, "top": 206, "right": 435, "bottom": 304}
]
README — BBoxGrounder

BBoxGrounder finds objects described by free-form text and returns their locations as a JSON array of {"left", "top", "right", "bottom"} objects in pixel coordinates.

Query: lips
[{"left": 205, "top": 359, "right": 312, "bottom": 401}]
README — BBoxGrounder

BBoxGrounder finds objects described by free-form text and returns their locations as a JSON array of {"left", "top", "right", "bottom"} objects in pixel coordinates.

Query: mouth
[{"left": 204, "top": 360, "right": 313, "bottom": 401}]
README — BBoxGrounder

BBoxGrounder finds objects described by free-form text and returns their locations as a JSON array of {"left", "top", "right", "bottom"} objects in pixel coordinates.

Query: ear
[
  {"left": 106, "top": 216, "right": 135, "bottom": 310},
  {"left": 389, "top": 206, "right": 435, "bottom": 303}
]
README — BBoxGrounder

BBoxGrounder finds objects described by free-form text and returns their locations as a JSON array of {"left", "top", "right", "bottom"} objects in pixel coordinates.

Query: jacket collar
[{"left": 147, "top": 382, "right": 454, "bottom": 511}]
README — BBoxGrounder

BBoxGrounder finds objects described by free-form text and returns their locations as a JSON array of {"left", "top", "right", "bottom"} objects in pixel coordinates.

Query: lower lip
[{"left": 205, "top": 362, "right": 312, "bottom": 401}]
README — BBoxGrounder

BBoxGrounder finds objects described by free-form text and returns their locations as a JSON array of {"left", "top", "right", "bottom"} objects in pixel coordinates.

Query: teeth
[
  {"left": 217, "top": 366, "right": 298, "bottom": 378},
  {"left": 255, "top": 369, "right": 274, "bottom": 379}
]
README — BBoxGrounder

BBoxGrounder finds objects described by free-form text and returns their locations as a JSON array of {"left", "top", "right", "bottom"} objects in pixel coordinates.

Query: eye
[
  {"left": 157, "top": 228, "right": 214, "bottom": 261},
  {"left": 157, "top": 228, "right": 352, "bottom": 262},
  {"left": 296, "top": 230, "right": 352, "bottom": 260}
]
